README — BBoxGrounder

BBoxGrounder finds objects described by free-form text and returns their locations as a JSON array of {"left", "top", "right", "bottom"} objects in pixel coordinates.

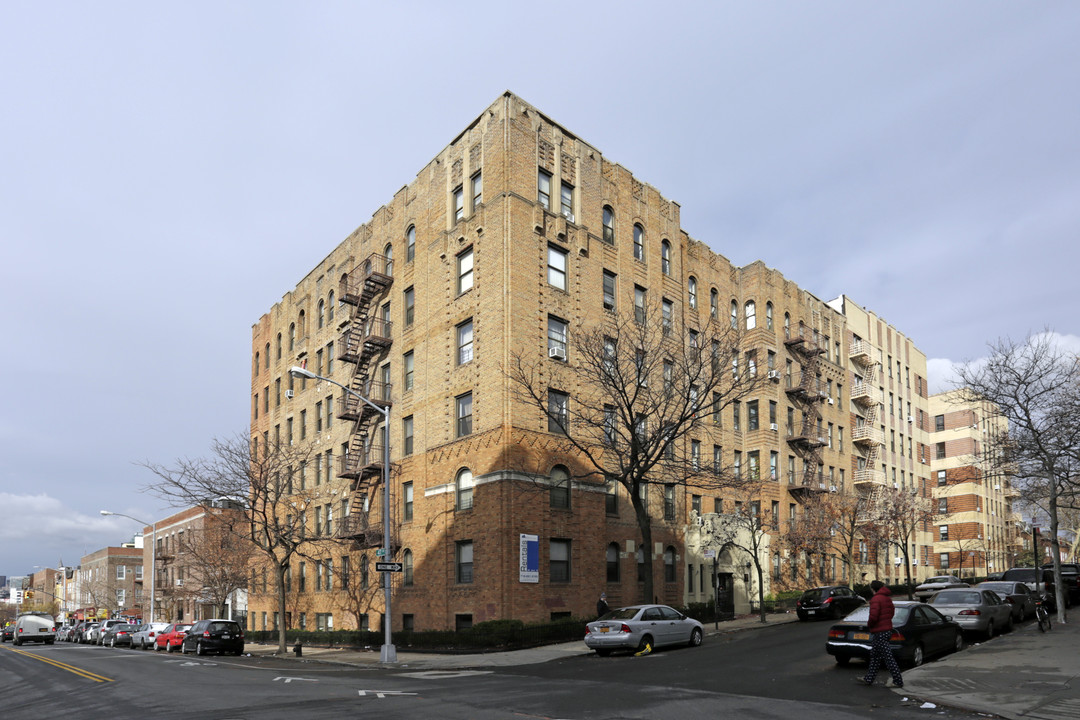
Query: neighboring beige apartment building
[
  {"left": 929, "top": 390, "right": 1020, "bottom": 576},
  {"left": 76, "top": 546, "right": 144, "bottom": 621},
  {"left": 248, "top": 92, "right": 941, "bottom": 631}
]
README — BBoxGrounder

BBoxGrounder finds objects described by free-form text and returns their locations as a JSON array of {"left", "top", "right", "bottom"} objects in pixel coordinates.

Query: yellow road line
[{"left": 0, "top": 645, "right": 114, "bottom": 683}]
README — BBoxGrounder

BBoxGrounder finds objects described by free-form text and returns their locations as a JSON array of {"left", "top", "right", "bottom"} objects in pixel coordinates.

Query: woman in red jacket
[{"left": 860, "top": 580, "right": 903, "bottom": 687}]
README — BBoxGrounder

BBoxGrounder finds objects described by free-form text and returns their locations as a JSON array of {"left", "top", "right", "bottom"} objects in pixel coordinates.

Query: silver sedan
[
  {"left": 927, "top": 588, "right": 1014, "bottom": 639},
  {"left": 976, "top": 581, "right": 1037, "bottom": 622},
  {"left": 584, "top": 604, "right": 704, "bottom": 656}
]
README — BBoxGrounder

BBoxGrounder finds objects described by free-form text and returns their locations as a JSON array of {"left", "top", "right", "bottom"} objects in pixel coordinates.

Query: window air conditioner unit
[
  {"left": 285, "top": 390, "right": 294, "bottom": 399},
  {"left": 907, "top": 415, "right": 914, "bottom": 423},
  {"left": 767, "top": 370, "right": 781, "bottom": 381},
  {"left": 562, "top": 210, "right": 575, "bottom": 223},
  {"left": 829, "top": 485, "right": 837, "bottom": 492},
  {"left": 994, "top": 484, "right": 1001, "bottom": 491},
  {"left": 770, "top": 423, "right": 779, "bottom": 431},
  {"left": 827, "top": 398, "right": 835, "bottom": 405},
  {"left": 175, "top": 579, "right": 183, "bottom": 587},
  {"left": 549, "top": 346, "right": 566, "bottom": 360}
]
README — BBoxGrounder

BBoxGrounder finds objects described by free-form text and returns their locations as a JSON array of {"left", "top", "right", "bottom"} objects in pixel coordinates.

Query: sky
[{"left": 2, "top": 1, "right": 1078, "bottom": 578}]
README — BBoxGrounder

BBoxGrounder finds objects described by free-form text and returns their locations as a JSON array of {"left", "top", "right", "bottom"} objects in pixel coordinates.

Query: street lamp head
[
  {"left": 100, "top": 510, "right": 114, "bottom": 516},
  {"left": 290, "top": 366, "right": 318, "bottom": 380}
]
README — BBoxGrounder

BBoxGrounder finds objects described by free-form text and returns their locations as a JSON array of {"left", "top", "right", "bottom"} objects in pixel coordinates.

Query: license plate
[
  {"left": 222, "top": 634, "right": 231, "bottom": 639},
  {"left": 806, "top": 609, "right": 816, "bottom": 614},
  {"left": 39, "top": 628, "right": 48, "bottom": 632},
  {"left": 853, "top": 632, "right": 870, "bottom": 640},
  {"left": 598, "top": 627, "right": 610, "bottom": 633}
]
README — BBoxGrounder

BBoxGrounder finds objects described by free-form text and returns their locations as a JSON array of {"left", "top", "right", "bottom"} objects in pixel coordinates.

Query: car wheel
[
  {"left": 952, "top": 631, "right": 963, "bottom": 654},
  {"left": 110, "top": 637, "right": 116, "bottom": 647},
  {"left": 634, "top": 635, "right": 653, "bottom": 656},
  {"left": 910, "top": 644, "right": 925, "bottom": 668},
  {"left": 1004, "top": 615, "right": 1014, "bottom": 633},
  {"left": 834, "top": 654, "right": 851, "bottom": 666},
  {"left": 985, "top": 620, "right": 995, "bottom": 639},
  {"left": 196, "top": 641, "right": 205, "bottom": 657},
  {"left": 688, "top": 628, "right": 703, "bottom": 647}
]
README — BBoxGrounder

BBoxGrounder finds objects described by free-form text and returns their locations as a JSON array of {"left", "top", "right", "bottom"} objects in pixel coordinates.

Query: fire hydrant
[{"left": 293, "top": 640, "right": 303, "bottom": 657}]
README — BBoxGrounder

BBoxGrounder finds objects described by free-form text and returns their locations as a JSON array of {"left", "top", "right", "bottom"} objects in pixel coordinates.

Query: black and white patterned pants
[{"left": 864, "top": 630, "right": 903, "bottom": 686}]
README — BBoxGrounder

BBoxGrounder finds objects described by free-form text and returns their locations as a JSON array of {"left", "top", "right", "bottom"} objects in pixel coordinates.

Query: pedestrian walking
[
  {"left": 596, "top": 592, "right": 610, "bottom": 618},
  {"left": 859, "top": 580, "right": 903, "bottom": 688}
]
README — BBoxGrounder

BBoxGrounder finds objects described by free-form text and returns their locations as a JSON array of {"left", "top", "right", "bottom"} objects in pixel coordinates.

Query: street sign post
[
  {"left": 375, "top": 548, "right": 386, "bottom": 557},
  {"left": 375, "top": 562, "right": 403, "bottom": 573}
]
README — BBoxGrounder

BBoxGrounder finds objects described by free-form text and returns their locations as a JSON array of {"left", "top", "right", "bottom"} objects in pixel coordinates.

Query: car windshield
[
  {"left": 843, "top": 606, "right": 912, "bottom": 625},
  {"left": 800, "top": 589, "right": 826, "bottom": 601},
  {"left": 979, "top": 583, "right": 1013, "bottom": 594},
  {"left": 209, "top": 622, "right": 237, "bottom": 632},
  {"left": 931, "top": 591, "right": 982, "bottom": 604},
  {"left": 601, "top": 607, "right": 644, "bottom": 621}
]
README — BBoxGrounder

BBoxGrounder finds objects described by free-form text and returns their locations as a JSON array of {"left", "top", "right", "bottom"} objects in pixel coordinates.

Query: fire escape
[
  {"left": 334, "top": 252, "right": 396, "bottom": 551},
  {"left": 784, "top": 323, "right": 828, "bottom": 500},
  {"left": 849, "top": 339, "right": 885, "bottom": 493}
]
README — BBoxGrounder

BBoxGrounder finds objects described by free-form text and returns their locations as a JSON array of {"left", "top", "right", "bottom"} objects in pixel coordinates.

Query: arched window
[
  {"left": 710, "top": 289, "right": 718, "bottom": 319},
  {"left": 661, "top": 240, "right": 672, "bottom": 276},
  {"left": 276, "top": 333, "right": 282, "bottom": 359},
  {"left": 264, "top": 343, "right": 270, "bottom": 369},
  {"left": 289, "top": 323, "right": 296, "bottom": 351},
  {"left": 730, "top": 300, "right": 738, "bottom": 329},
  {"left": 550, "top": 465, "right": 570, "bottom": 509},
  {"left": 318, "top": 300, "right": 325, "bottom": 329},
  {"left": 384, "top": 243, "right": 394, "bottom": 276},
  {"left": 765, "top": 302, "right": 773, "bottom": 330},
  {"left": 637, "top": 547, "right": 646, "bottom": 582},
  {"left": 254, "top": 352, "right": 260, "bottom": 375},
  {"left": 403, "top": 549, "right": 414, "bottom": 586},
  {"left": 297, "top": 310, "right": 306, "bottom": 340},
  {"left": 406, "top": 225, "right": 416, "bottom": 263},
  {"left": 456, "top": 468, "right": 474, "bottom": 510},
  {"left": 327, "top": 291, "right": 335, "bottom": 323},
  {"left": 602, "top": 205, "right": 615, "bottom": 244},
  {"left": 633, "top": 224, "right": 644, "bottom": 260},
  {"left": 784, "top": 312, "right": 791, "bottom": 339},
  {"left": 360, "top": 555, "right": 369, "bottom": 589},
  {"left": 606, "top": 542, "right": 620, "bottom": 582},
  {"left": 688, "top": 276, "right": 697, "bottom": 309},
  {"left": 745, "top": 300, "right": 756, "bottom": 330},
  {"left": 664, "top": 546, "right": 676, "bottom": 582}
]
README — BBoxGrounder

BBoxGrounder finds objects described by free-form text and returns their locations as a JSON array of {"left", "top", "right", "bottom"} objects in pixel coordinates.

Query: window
[
  {"left": 550, "top": 539, "right": 571, "bottom": 582},
  {"left": 937, "top": 470, "right": 947, "bottom": 486},
  {"left": 936, "top": 441, "right": 946, "bottom": 460},
  {"left": 403, "top": 351, "right": 414, "bottom": 391},
  {"left": 664, "top": 485, "right": 675, "bottom": 521},
  {"left": 938, "top": 497, "right": 948, "bottom": 514},
  {"left": 748, "top": 451, "right": 760, "bottom": 480},
  {"left": 634, "top": 285, "right": 647, "bottom": 323},
  {"left": 289, "top": 322, "right": 296, "bottom": 350},
  {"left": 730, "top": 300, "right": 738, "bottom": 329},
  {"left": 456, "top": 541, "right": 474, "bottom": 583},
  {"left": 456, "top": 393, "right": 473, "bottom": 437},
  {"left": 406, "top": 225, "right": 415, "bottom": 263},
  {"left": 549, "top": 465, "right": 571, "bottom": 508},
  {"left": 637, "top": 547, "right": 646, "bottom": 582},
  {"left": 633, "top": 223, "right": 644, "bottom": 260},
  {"left": 383, "top": 243, "right": 393, "bottom": 276},
  {"left": 116, "top": 565, "right": 126, "bottom": 580},
  {"left": 472, "top": 171, "right": 482, "bottom": 210},
  {"left": 403, "top": 481, "right": 414, "bottom": 521},
  {"left": 602, "top": 205, "right": 614, "bottom": 244},
  {"left": 453, "top": 185, "right": 464, "bottom": 221},
  {"left": 605, "top": 477, "right": 619, "bottom": 514},
  {"left": 745, "top": 300, "right": 756, "bottom": 330},
  {"left": 661, "top": 240, "right": 671, "bottom": 275},
  {"left": 691, "top": 440, "right": 701, "bottom": 470},
  {"left": 710, "top": 289, "right": 718, "bottom": 319},
  {"left": 765, "top": 302, "right": 773, "bottom": 329},
  {"left": 456, "top": 468, "right": 474, "bottom": 510},
  {"left": 403, "top": 416, "right": 414, "bottom": 456},
  {"left": 606, "top": 542, "right": 620, "bottom": 582},
  {"left": 935, "top": 414, "right": 945, "bottom": 432},
  {"left": 457, "top": 248, "right": 474, "bottom": 294},
  {"left": 548, "top": 316, "right": 568, "bottom": 360},
  {"left": 734, "top": 450, "right": 742, "bottom": 479},
  {"left": 713, "top": 445, "right": 722, "bottom": 474},
  {"left": 538, "top": 169, "right": 552, "bottom": 210},
  {"left": 560, "top": 182, "right": 573, "bottom": 218},
  {"left": 548, "top": 389, "right": 569, "bottom": 434},
  {"left": 939, "top": 525, "right": 949, "bottom": 541},
  {"left": 733, "top": 401, "right": 741, "bottom": 431},
  {"left": 748, "top": 400, "right": 759, "bottom": 431},
  {"left": 457, "top": 319, "right": 473, "bottom": 364},
  {"left": 662, "top": 299, "right": 673, "bottom": 335},
  {"left": 317, "top": 300, "right": 325, "bottom": 329},
  {"left": 688, "top": 276, "right": 697, "bottom": 309},
  {"left": 940, "top": 553, "right": 950, "bottom": 570},
  {"left": 602, "top": 270, "right": 616, "bottom": 311},
  {"left": 664, "top": 546, "right": 676, "bottom": 582},
  {"left": 403, "top": 287, "right": 414, "bottom": 328},
  {"left": 403, "top": 550, "right": 413, "bottom": 586},
  {"left": 547, "top": 245, "right": 567, "bottom": 290}
]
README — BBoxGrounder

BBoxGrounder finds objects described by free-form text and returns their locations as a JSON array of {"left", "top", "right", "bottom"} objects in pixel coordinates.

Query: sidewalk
[{"left": 244, "top": 611, "right": 799, "bottom": 669}]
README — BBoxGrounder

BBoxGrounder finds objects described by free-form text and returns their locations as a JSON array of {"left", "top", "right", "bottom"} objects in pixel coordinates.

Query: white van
[{"left": 14, "top": 612, "right": 56, "bottom": 646}]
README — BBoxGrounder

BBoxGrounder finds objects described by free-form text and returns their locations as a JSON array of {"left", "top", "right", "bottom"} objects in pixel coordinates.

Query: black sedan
[
  {"left": 826, "top": 600, "right": 963, "bottom": 667},
  {"left": 796, "top": 586, "right": 867, "bottom": 621},
  {"left": 1, "top": 625, "right": 13, "bottom": 642},
  {"left": 101, "top": 623, "right": 137, "bottom": 647}
]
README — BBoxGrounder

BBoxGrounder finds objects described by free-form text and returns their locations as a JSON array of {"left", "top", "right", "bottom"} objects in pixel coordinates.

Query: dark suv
[
  {"left": 1042, "top": 563, "right": 1080, "bottom": 605},
  {"left": 796, "top": 585, "right": 866, "bottom": 621},
  {"left": 181, "top": 619, "right": 244, "bottom": 656}
]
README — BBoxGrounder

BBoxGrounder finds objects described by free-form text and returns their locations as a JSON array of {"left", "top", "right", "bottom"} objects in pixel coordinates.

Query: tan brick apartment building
[
  {"left": 76, "top": 546, "right": 144, "bottom": 621},
  {"left": 249, "top": 92, "right": 938, "bottom": 632},
  {"left": 929, "top": 390, "right": 1021, "bottom": 576}
]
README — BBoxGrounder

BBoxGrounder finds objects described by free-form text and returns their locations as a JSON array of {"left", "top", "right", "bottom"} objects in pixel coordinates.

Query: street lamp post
[
  {"left": 290, "top": 366, "right": 396, "bottom": 663},
  {"left": 100, "top": 510, "right": 156, "bottom": 623}
]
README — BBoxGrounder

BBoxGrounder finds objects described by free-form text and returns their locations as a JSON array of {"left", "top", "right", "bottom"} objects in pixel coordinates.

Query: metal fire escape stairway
[
  {"left": 784, "top": 323, "right": 829, "bottom": 501},
  {"left": 849, "top": 340, "right": 885, "bottom": 495},
  {"left": 335, "top": 252, "right": 396, "bottom": 551}
]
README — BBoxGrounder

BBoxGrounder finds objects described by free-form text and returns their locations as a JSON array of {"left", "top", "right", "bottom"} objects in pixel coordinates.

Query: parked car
[
  {"left": 130, "top": 622, "right": 171, "bottom": 650},
  {"left": 1042, "top": 563, "right": 1080, "bottom": 605},
  {"left": 181, "top": 619, "right": 245, "bottom": 657},
  {"left": 13, "top": 612, "right": 57, "bottom": 646},
  {"left": 976, "top": 581, "right": 1037, "bottom": 622},
  {"left": 1002, "top": 568, "right": 1062, "bottom": 609},
  {"left": 1, "top": 625, "right": 14, "bottom": 642},
  {"left": 155, "top": 623, "right": 192, "bottom": 652},
  {"left": 914, "top": 575, "right": 968, "bottom": 602},
  {"left": 93, "top": 619, "right": 128, "bottom": 645},
  {"left": 826, "top": 600, "right": 963, "bottom": 667},
  {"left": 101, "top": 623, "right": 137, "bottom": 647},
  {"left": 796, "top": 586, "right": 867, "bottom": 621},
  {"left": 56, "top": 624, "right": 76, "bottom": 642},
  {"left": 584, "top": 604, "right": 703, "bottom": 656},
  {"left": 927, "top": 588, "right": 1014, "bottom": 639},
  {"left": 73, "top": 621, "right": 97, "bottom": 643}
]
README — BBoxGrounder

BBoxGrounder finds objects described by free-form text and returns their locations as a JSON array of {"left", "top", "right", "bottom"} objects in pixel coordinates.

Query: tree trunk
[
  {"left": 276, "top": 562, "right": 288, "bottom": 654},
  {"left": 756, "top": 564, "right": 766, "bottom": 623},
  {"left": 634, "top": 497, "right": 654, "bottom": 604}
]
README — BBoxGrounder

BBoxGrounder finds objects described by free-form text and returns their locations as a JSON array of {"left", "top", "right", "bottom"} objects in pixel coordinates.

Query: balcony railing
[{"left": 339, "top": 253, "right": 393, "bottom": 306}]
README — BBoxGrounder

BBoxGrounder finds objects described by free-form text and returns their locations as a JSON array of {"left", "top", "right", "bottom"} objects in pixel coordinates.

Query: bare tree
[
  {"left": 173, "top": 513, "right": 254, "bottom": 618},
  {"left": 337, "top": 553, "right": 383, "bottom": 632},
  {"left": 955, "top": 332, "right": 1080, "bottom": 620},
  {"left": 143, "top": 434, "right": 327, "bottom": 654},
  {"left": 865, "top": 487, "right": 937, "bottom": 599},
  {"left": 783, "top": 490, "right": 874, "bottom": 586},
  {"left": 509, "top": 303, "right": 761, "bottom": 603},
  {"left": 707, "top": 481, "right": 774, "bottom": 623}
]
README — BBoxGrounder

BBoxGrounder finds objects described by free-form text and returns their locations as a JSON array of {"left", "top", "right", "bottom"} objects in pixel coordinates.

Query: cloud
[{"left": 927, "top": 330, "right": 1080, "bottom": 395}]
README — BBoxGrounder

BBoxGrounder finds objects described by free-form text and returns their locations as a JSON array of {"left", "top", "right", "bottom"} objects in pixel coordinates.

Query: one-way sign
[{"left": 375, "top": 562, "right": 403, "bottom": 572}]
